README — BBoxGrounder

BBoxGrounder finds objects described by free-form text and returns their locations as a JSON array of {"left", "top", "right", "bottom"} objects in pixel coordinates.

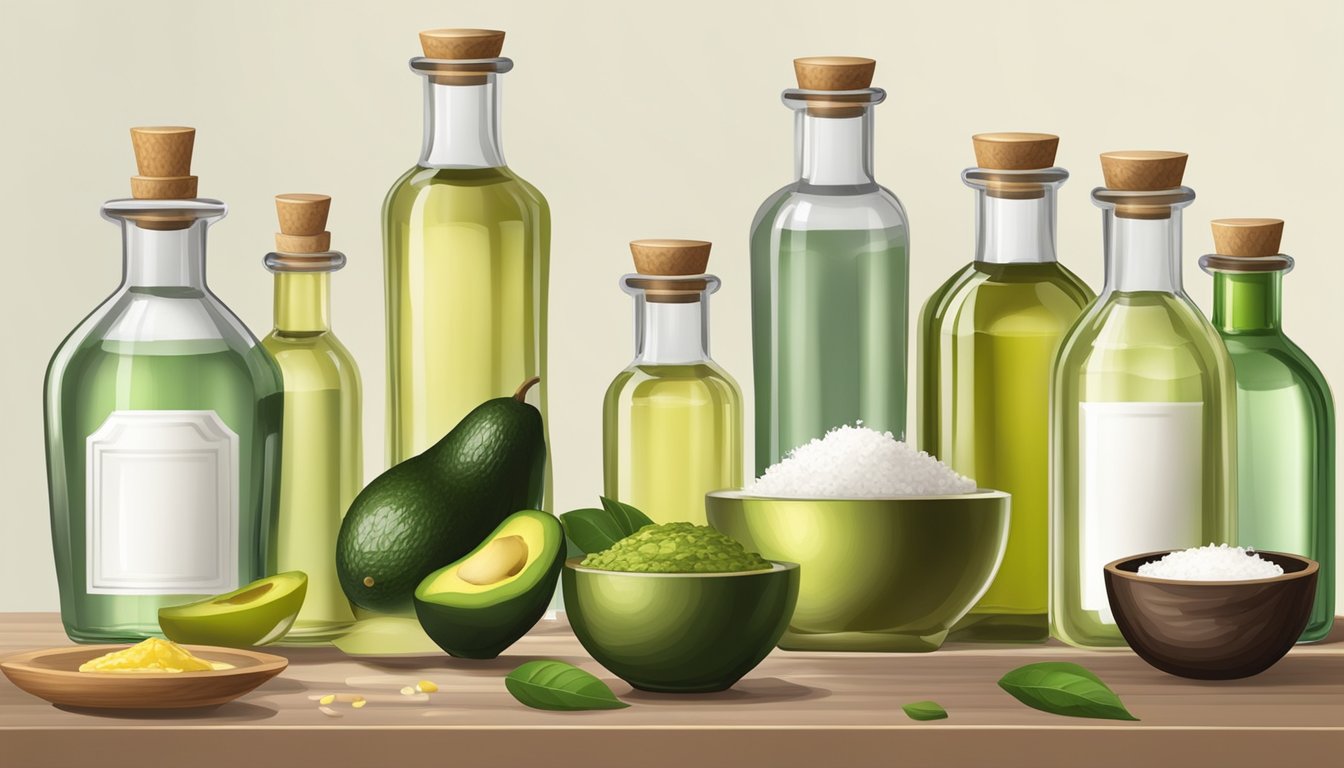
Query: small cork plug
[
  {"left": 1100, "top": 151, "right": 1188, "bottom": 191},
  {"left": 419, "top": 28, "right": 505, "bottom": 59},
  {"left": 629, "top": 239, "right": 711, "bottom": 303},
  {"left": 130, "top": 126, "right": 198, "bottom": 200},
  {"left": 973, "top": 133, "right": 1059, "bottom": 171},
  {"left": 275, "top": 194, "right": 332, "bottom": 253},
  {"left": 794, "top": 57, "right": 876, "bottom": 90},
  {"left": 1212, "top": 218, "right": 1284, "bottom": 258}
]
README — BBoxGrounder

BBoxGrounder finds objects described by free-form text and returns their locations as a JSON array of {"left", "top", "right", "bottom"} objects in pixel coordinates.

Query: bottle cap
[
  {"left": 793, "top": 57, "right": 876, "bottom": 118},
  {"left": 274, "top": 194, "right": 332, "bottom": 253},
  {"left": 1098, "top": 151, "right": 1190, "bottom": 219},
  {"left": 973, "top": 133, "right": 1059, "bottom": 171},
  {"left": 628, "top": 239, "right": 711, "bottom": 303},
  {"left": 129, "top": 126, "right": 198, "bottom": 200},
  {"left": 419, "top": 28, "right": 505, "bottom": 59},
  {"left": 1211, "top": 218, "right": 1284, "bottom": 258}
]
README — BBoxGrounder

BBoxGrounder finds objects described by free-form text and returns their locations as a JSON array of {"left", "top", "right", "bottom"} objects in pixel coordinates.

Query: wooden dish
[
  {"left": 1104, "top": 550, "right": 1318, "bottom": 680},
  {"left": 0, "top": 644, "right": 287, "bottom": 709}
]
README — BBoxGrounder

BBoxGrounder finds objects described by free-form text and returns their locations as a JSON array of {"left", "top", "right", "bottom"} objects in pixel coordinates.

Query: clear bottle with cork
[
  {"left": 44, "top": 127, "right": 284, "bottom": 642},
  {"left": 917, "top": 133, "right": 1094, "bottom": 643},
  {"left": 384, "top": 29, "right": 550, "bottom": 492},
  {"left": 262, "top": 194, "right": 361, "bottom": 644},
  {"left": 750, "top": 56, "right": 909, "bottom": 475},
  {"left": 1200, "top": 218, "right": 1335, "bottom": 642},
  {"left": 604, "top": 240, "right": 743, "bottom": 525},
  {"left": 1050, "top": 151, "right": 1236, "bottom": 648}
]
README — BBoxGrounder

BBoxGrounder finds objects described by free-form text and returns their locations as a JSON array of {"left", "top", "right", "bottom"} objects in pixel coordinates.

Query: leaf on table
[
  {"left": 599, "top": 496, "right": 655, "bottom": 536},
  {"left": 559, "top": 508, "right": 628, "bottom": 555},
  {"left": 901, "top": 700, "right": 948, "bottom": 721},
  {"left": 997, "top": 661, "right": 1138, "bottom": 721},
  {"left": 505, "top": 659, "right": 629, "bottom": 711}
]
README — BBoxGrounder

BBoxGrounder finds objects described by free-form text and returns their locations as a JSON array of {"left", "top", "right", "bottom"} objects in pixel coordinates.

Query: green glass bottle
[
  {"left": 604, "top": 240, "right": 743, "bottom": 525},
  {"left": 44, "top": 127, "right": 283, "bottom": 642},
  {"left": 918, "top": 134, "right": 1093, "bottom": 643},
  {"left": 750, "top": 56, "right": 909, "bottom": 474},
  {"left": 261, "top": 194, "right": 361, "bottom": 644},
  {"left": 383, "top": 29, "right": 550, "bottom": 492},
  {"left": 1200, "top": 218, "right": 1335, "bottom": 642},
  {"left": 1051, "top": 151, "right": 1236, "bottom": 648}
]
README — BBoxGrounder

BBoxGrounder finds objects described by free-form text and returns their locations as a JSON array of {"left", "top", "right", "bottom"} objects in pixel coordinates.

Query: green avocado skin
[
  {"left": 413, "top": 513, "right": 565, "bottom": 659},
  {"left": 335, "top": 394, "right": 546, "bottom": 613}
]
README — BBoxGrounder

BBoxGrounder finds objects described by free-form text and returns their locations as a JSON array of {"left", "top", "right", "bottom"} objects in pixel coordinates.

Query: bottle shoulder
[
  {"left": 1057, "top": 292, "right": 1235, "bottom": 380},
  {"left": 922, "top": 262, "right": 1095, "bottom": 332},
  {"left": 751, "top": 184, "right": 908, "bottom": 236},
  {"left": 608, "top": 362, "right": 743, "bottom": 398},
  {"left": 1223, "top": 333, "right": 1335, "bottom": 402},
  {"left": 383, "top": 165, "right": 548, "bottom": 222}
]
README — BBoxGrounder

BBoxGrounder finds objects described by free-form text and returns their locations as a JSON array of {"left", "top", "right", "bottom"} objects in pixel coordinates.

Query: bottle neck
[
  {"left": 796, "top": 110, "right": 875, "bottom": 187},
  {"left": 974, "top": 190, "right": 1059, "bottom": 265},
  {"left": 420, "top": 76, "right": 505, "bottom": 168},
  {"left": 273, "top": 271, "right": 331, "bottom": 334},
  {"left": 634, "top": 298, "right": 711, "bottom": 365},
  {"left": 1102, "top": 211, "right": 1185, "bottom": 294},
  {"left": 1213, "top": 271, "right": 1282, "bottom": 333},
  {"left": 123, "top": 220, "right": 209, "bottom": 289}
]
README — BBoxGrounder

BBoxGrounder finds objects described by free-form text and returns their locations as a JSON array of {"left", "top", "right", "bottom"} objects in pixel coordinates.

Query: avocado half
[
  {"left": 413, "top": 510, "right": 563, "bottom": 659},
  {"left": 158, "top": 571, "right": 308, "bottom": 648}
]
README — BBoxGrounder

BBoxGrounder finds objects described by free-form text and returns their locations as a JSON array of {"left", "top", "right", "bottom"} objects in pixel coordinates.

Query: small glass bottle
[
  {"left": 604, "top": 240, "right": 743, "bottom": 525},
  {"left": 918, "top": 133, "right": 1094, "bottom": 643},
  {"left": 1200, "top": 218, "right": 1335, "bottom": 642},
  {"left": 384, "top": 28, "right": 550, "bottom": 500},
  {"left": 44, "top": 127, "right": 284, "bottom": 642},
  {"left": 1051, "top": 151, "right": 1236, "bottom": 648},
  {"left": 262, "top": 194, "right": 362, "bottom": 644},
  {"left": 750, "top": 56, "right": 909, "bottom": 475}
]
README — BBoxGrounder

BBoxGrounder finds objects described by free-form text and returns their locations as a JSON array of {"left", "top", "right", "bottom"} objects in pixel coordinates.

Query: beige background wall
[{"left": 1, "top": 0, "right": 1340, "bottom": 611}]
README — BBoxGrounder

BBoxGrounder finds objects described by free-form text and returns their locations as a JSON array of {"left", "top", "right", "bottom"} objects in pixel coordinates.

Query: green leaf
[
  {"left": 559, "top": 508, "right": 627, "bottom": 555},
  {"left": 997, "top": 662, "right": 1138, "bottom": 721},
  {"left": 505, "top": 660, "right": 629, "bottom": 711},
  {"left": 902, "top": 701, "right": 948, "bottom": 721},
  {"left": 600, "top": 497, "right": 655, "bottom": 536}
]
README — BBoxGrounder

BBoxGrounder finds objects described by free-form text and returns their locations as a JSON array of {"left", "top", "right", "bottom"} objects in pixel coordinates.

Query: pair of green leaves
[
  {"left": 559, "top": 497, "right": 654, "bottom": 554},
  {"left": 505, "top": 660, "right": 628, "bottom": 711},
  {"left": 998, "top": 662, "right": 1138, "bottom": 721}
]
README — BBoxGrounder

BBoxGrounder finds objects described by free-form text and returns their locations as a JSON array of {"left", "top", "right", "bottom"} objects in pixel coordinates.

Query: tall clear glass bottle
[
  {"left": 262, "top": 194, "right": 361, "bottom": 644},
  {"left": 1051, "top": 151, "right": 1236, "bottom": 648},
  {"left": 1200, "top": 218, "right": 1335, "bottom": 642},
  {"left": 750, "top": 56, "right": 909, "bottom": 474},
  {"left": 44, "top": 127, "right": 283, "bottom": 642},
  {"left": 604, "top": 240, "right": 743, "bottom": 525},
  {"left": 918, "top": 133, "right": 1094, "bottom": 643},
  {"left": 384, "top": 29, "right": 550, "bottom": 492}
]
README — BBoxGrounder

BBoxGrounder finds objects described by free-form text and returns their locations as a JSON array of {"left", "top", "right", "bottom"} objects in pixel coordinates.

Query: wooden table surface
[{"left": 2, "top": 612, "right": 1342, "bottom": 767}]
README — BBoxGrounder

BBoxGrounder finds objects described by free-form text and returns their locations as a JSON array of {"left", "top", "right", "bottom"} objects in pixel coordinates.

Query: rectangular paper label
[
  {"left": 1080, "top": 402, "right": 1204, "bottom": 623},
  {"left": 86, "top": 410, "right": 240, "bottom": 595}
]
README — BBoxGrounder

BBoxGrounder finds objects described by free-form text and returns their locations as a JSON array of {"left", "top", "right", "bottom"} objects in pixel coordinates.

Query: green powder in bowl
[{"left": 581, "top": 522, "right": 771, "bottom": 573}]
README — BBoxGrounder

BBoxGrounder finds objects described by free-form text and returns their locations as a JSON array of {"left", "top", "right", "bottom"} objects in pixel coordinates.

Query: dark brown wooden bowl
[{"left": 1104, "top": 550, "right": 1317, "bottom": 680}]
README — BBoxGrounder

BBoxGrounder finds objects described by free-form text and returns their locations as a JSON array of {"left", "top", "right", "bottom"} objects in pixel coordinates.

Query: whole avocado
[{"left": 336, "top": 378, "right": 546, "bottom": 613}]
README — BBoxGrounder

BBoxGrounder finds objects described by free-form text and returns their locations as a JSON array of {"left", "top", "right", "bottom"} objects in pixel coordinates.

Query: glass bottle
[
  {"left": 750, "top": 56, "right": 909, "bottom": 474},
  {"left": 918, "top": 133, "right": 1094, "bottom": 643},
  {"left": 1200, "top": 218, "right": 1335, "bottom": 642},
  {"left": 261, "top": 194, "right": 361, "bottom": 644},
  {"left": 1051, "top": 151, "right": 1236, "bottom": 648},
  {"left": 44, "top": 127, "right": 283, "bottom": 643},
  {"left": 604, "top": 240, "right": 743, "bottom": 525},
  {"left": 384, "top": 29, "right": 550, "bottom": 492}
]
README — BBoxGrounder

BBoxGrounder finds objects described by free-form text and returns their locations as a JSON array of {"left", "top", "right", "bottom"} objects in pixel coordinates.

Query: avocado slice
[
  {"left": 413, "top": 510, "right": 564, "bottom": 659},
  {"left": 337, "top": 378, "right": 547, "bottom": 613},
  {"left": 158, "top": 572, "right": 308, "bottom": 648}
]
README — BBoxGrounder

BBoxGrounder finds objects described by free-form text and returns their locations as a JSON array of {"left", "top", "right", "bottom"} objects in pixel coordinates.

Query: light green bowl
[
  {"left": 706, "top": 490, "right": 1010, "bottom": 652},
  {"left": 563, "top": 559, "right": 799, "bottom": 693}
]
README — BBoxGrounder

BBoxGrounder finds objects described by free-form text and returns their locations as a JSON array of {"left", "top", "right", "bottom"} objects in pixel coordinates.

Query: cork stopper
[
  {"left": 1212, "top": 218, "right": 1284, "bottom": 258},
  {"left": 419, "top": 29, "right": 505, "bottom": 59},
  {"left": 1100, "top": 151, "right": 1188, "bottom": 191},
  {"left": 973, "top": 133, "right": 1059, "bottom": 171},
  {"left": 794, "top": 57, "right": 876, "bottom": 90},
  {"left": 274, "top": 194, "right": 332, "bottom": 253},
  {"left": 628, "top": 239, "right": 711, "bottom": 303},
  {"left": 129, "top": 126, "right": 198, "bottom": 201}
]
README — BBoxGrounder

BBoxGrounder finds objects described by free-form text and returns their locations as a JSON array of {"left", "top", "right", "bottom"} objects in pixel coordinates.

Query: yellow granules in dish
[{"left": 78, "top": 637, "right": 233, "bottom": 673}]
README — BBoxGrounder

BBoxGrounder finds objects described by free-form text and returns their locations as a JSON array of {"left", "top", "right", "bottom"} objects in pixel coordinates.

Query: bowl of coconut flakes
[
  {"left": 1105, "top": 545, "right": 1318, "bottom": 679},
  {"left": 705, "top": 424, "right": 1010, "bottom": 653}
]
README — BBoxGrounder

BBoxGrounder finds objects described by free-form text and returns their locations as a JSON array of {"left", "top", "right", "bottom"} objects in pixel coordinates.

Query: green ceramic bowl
[
  {"left": 706, "top": 490, "right": 1010, "bottom": 652},
  {"left": 562, "top": 558, "right": 800, "bottom": 693}
]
